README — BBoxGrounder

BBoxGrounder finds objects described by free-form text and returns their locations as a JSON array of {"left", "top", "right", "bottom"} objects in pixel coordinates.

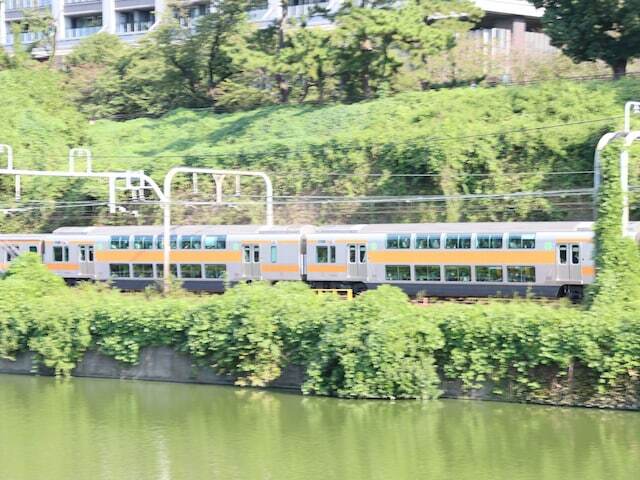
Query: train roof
[
  {"left": 53, "top": 225, "right": 314, "bottom": 236},
  {"left": 313, "top": 222, "right": 601, "bottom": 233}
]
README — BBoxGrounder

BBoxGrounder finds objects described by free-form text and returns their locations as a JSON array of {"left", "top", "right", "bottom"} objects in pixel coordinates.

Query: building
[{"left": 0, "top": 0, "right": 551, "bottom": 57}]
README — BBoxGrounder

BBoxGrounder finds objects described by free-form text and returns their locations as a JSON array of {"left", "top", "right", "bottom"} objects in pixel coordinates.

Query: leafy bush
[{"left": 303, "top": 286, "right": 444, "bottom": 399}]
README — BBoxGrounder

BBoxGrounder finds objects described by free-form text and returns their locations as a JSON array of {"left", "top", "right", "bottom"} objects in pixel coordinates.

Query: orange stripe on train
[
  {"left": 95, "top": 251, "right": 242, "bottom": 263},
  {"left": 368, "top": 250, "right": 557, "bottom": 265},
  {"left": 307, "top": 264, "right": 348, "bottom": 273},
  {"left": 260, "top": 264, "right": 299, "bottom": 273}
]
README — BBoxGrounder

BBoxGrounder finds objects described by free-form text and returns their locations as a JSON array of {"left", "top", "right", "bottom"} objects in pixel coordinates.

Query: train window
[
  {"left": 154, "top": 264, "right": 178, "bottom": 278},
  {"left": 109, "top": 264, "right": 130, "bottom": 278},
  {"left": 476, "top": 234, "right": 503, "bottom": 249},
  {"left": 205, "top": 264, "right": 226, "bottom": 279},
  {"left": 476, "top": 266, "right": 503, "bottom": 282},
  {"left": 133, "top": 236, "right": 154, "bottom": 250},
  {"left": 559, "top": 245, "right": 568, "bottom": 264},
  {"left": 253, "top": 246, "right": 260, "bottom": 263},
  {"left": 180, "top": 235, "right": 202, "bottom": 249},
  {"left": 79, "top": 246, "right": 86, "bottom": 262},
  {"left": 5, "top": 246, "right": 18, "bottom": 262},
  {"left": 132, "top": 264, "right": 154, "bottom": 278},
  {"left": 29, "top": 246, "right": 38, "bottom": 253},
  {"left": 571, "top": 245, "right": 580, "bottom": 264},
  {"left": 243, "top": 245, "right": 251, "bottom": 263},
  {"left": 316, "top": 245, "right": 336, "bottom": 263},
  {"left": 359, "top": 245, "right": 367, "bottom": 263},
  {"left": 386, "top": 234, "right": 411, "bottom": 249},
  {"left": 53, "top": 246, "right": 69, "bottom": 262},
  {"left": 385, "top": 265, "right": 411, "bottom": 281},
  {"left": 180, "top": 264, "right": 202, "bottom": 278},
  {"left": 445, "top": 234, "right": 472, "bottom": 249},
  {"left": 507, "top": 266, "right": 536, "bottom": 283},
  {"left": 204, "top": 235, "right": 226, "bottom": 250},
  {"left": 415, "top": 234, "right": 441, "bottom": 249},
  {"left": 270, "top": 245, "right": 277, "bottom": 263},
  {"left": 508, "top": 234, "right": 536, "bottom": 249},
  {"left": 348, "top": 245, "right": 356, "bottom": 263},
  {"left": 445, "top": 266, "right": 472, "bottom": 282},
  {"left": 415, "top": 265, "right": 441, "bottom": 281},
  {"left": 156, "top": 235, "right": 178, "bottom": 250},
  {"left": 110, "top": 236, "right": 130, "bottom": 250}
]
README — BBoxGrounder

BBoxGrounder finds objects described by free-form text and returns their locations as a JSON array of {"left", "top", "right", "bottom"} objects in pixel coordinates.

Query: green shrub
[{"left": 303, "top": 286, "right": 444, "bottom": 399}]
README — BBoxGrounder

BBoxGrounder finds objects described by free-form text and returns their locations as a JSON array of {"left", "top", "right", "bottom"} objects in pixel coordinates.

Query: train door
[
  {"left": 242, "top": 244, "right": 261, "bottom": 279},
  {"left": 557, "top": 243, "right": 582, "bottom": 282},
  {"left": 79, "top": 244, "right": 95, "bottom": 276},
  {"left": 347, "top": 243, "right": 367, "bottom": 279}
]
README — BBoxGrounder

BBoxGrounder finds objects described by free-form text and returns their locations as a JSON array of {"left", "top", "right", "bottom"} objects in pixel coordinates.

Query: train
[{"left": 1, "top": 221, "right": 638, "bottom": 299}]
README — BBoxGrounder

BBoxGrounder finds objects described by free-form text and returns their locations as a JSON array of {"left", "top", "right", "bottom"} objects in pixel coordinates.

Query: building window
[
  {"left": 204, "top": 235, "right": 226, "bottom": 249},
  {"left": 53, "top": 246, "right": 69, "bottom": 262},
  {"left": 476, "top": 234, "right": 503, "bottom": 249},
  {"left": 156, "top": 235, "right": 178, "bottom": 250},
  {"left": 180, "top": 235, "right": 202, "bottom": 249},
  {"left": 109, "top": 264, "right": 130, "bottom": 278},
  {"left": 133, "top": 235, "right": 154, "bottom": 250},
  {"left": 415, "top": 234, "right": 441, "bottom": 249},
  {"left": 507, "top": 266, "right": 536, "bottom": 283},
  {"left": 445, "top": 234, "right": 472, "bottom": 249},
  {"left": 415, "top": 265, "right": 441, "bottom": 281},
  {"left": 445, "top": 266, "right": 472, "bottom": 282},
  {"left": 475, "top": 266, "right": 503, "bottom": 282},
  {"left": 386, "top": 234, "right": 411, "bottom": 249},
  {"left": 270, "top": 245, "right": 277, "bottom": 263},
  {"left": 508, "top": 234, "right": 536, "bottom": 249},
  {"left": 132, "top": 264, "right": 154, "bottom": 278},
  {"left": 155, "top": 264, "right": 177, "bottom": 278},
  {"left": 317, "top": 245, "right": 336, "bottom": 263},
  {"left": 385, "top": 265, "right": 411, "bottom": 281},
  {"left": 110, "top": 236, "right": 130, "bottom": 250},
  {"left": 204, "top": 264, "right": 226, "bottom": 279}
]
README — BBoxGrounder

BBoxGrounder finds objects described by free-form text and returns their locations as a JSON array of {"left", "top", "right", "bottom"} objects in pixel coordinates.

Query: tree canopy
[{"left": 532, "top": 0, "right": 640, "bottom": 78}]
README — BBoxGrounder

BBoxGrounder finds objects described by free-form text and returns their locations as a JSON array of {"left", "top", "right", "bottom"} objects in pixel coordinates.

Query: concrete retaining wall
[{"left": 0, "top": 347, "right": 306, "bottom": 390}]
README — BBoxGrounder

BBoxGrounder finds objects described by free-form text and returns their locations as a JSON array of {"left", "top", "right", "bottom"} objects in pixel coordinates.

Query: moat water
[{"left": 0, "top": 374, "right": 638, "bottom": 480}]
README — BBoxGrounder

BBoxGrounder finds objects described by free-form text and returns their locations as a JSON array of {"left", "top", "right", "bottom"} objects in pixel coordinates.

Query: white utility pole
[
  {"left": 593, "top": 101, "right": 640, "bottom": 234},
  {"left": 0, "top": 147, "right": 275, "bottom": 294},
  {"left": 161, "top": 167, "right": 274, "bottom": 292}
]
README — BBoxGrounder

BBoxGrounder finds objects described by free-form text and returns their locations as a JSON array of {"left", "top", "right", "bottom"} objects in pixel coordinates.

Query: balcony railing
[
  {"left": 66, "top": 26, "right": 102, "bottom": 39},
  {"left": 5, "top": 0, "right": 51, "bottom": 11},
  {"left": 5, "top": 31, "right": 46, "bottom": 45},
  {"left": 117, "top": 21, "right": 153, "bottom": 34},
  {"left": 287, "top": 1, "right": 328, "bottom": 18}
]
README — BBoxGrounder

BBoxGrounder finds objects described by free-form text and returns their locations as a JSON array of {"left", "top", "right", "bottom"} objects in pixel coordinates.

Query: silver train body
[{"left": 2, "top": 221, "right": 638, "bottom": 298}]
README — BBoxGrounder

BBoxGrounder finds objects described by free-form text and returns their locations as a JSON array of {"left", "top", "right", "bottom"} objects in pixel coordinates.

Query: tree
[
  {"left": 332, "top": 0, "right": 479, "bottom": 101},
  {"left": 279, "top": 24, "right": 335, "bottom": 102},
  {"left": 20, "top": 9, "right": 58, "bottom": 65},
  {"left": 531, "top": 0, "right": 640, "bottom": 78}
]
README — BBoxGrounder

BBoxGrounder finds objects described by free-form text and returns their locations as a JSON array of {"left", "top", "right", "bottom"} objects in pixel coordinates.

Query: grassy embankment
[
  {"left": 0, "top": 255, "right": 638, "bottom": 408},
  {"left": 2, "top": 67, "right": 640, "bottom": 229}
]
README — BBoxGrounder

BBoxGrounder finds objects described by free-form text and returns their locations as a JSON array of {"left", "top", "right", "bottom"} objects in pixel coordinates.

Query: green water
[{"left": 0, "top": 375, "right": 638, "bottom": 480}]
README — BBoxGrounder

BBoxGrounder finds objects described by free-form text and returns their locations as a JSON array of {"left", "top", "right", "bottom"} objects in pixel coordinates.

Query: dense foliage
[
  {"left": 532, "top": 0, "right": 640, "bottom": 78},
  {"left": 1, "top": 256, "right": 638, "bottom": 406}
]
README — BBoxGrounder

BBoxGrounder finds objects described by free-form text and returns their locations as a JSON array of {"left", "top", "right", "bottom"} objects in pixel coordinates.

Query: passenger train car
[{"left": 1, "top": 221, "right": 638, "bottom": 298}]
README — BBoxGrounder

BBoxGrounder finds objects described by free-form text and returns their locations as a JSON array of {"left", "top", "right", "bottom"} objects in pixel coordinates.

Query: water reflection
[{"left": 0, "top": 375, "right": 638, "bottom": 480}]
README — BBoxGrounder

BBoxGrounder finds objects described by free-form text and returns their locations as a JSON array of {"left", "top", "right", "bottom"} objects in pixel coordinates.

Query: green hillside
[{"left": 2, "top": 67, "right": 640, "bottom": 230}]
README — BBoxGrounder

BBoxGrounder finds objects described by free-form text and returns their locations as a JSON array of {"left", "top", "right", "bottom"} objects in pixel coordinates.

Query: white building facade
[{"left": 0, "top": 0, "right": 549, "bottom": 56}]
